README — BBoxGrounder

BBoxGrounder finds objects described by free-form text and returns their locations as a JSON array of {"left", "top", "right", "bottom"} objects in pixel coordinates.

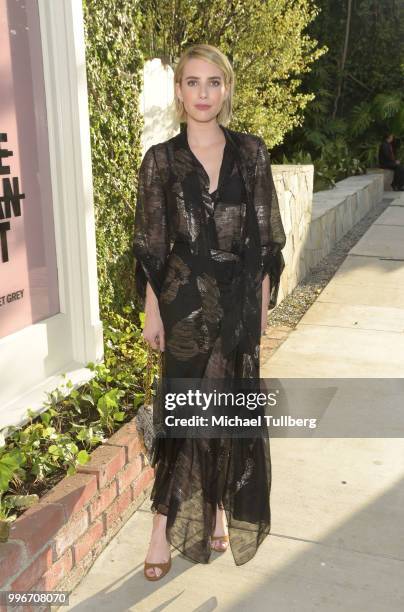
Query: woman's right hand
[
  {"left": 143, "top": 309, "right": 165, "bottom": 351},
  {"left": 143, "top": 282, "right": 165, "bottom": 351}
]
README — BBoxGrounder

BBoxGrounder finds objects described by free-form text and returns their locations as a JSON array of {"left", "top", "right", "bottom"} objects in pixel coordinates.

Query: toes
[
  {"left": 212, "top": 540, "right": 227, "bottom": 551},
  {"left": 146, "top": 566, "right": 162, "bottom": 578}
]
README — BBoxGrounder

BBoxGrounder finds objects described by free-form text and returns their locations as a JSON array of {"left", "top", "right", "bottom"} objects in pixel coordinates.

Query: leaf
[
  {"left": 48, "top": 445, "right": 61, "bottom": 456},
  {"left": 3, "top": 494, "right": 39, "bottom": 509},
  {"left": 76, "top": 450, "right": 90, "bottom": 465},
  {"left": 81, "top": 394, "right": 95, "bottom": 406}
]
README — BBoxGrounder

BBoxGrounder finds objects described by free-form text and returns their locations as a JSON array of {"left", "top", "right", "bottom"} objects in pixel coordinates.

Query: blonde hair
[{"left": 173, "top": 44, "right": 234, "bottom": 126}]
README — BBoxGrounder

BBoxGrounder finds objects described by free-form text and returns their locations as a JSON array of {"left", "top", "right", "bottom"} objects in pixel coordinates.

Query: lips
[{"left": 195, "top": 104, "right": 211, "bottom": 109}]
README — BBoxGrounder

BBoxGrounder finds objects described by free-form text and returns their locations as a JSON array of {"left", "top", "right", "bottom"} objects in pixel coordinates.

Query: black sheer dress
[{"left": 133, "top": 123, "right": 286, "bottom": 565}]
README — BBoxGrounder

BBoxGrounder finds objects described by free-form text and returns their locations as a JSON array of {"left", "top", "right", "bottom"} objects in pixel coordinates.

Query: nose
[{"left": 199, "top": 84, "right": 208, "bottom": 99}]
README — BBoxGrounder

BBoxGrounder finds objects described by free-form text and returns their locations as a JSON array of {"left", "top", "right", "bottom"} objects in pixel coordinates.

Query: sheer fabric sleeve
[
  {"left": 133, "top": 145, "right": 169, "bottom": 309},
  {"left": 254, "top": 137, "right": 286, "bottom": 309}
]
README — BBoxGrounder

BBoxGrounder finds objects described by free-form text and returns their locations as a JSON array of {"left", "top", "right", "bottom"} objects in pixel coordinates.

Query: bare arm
[{"left": 143, "top": 281, "right": 165, "bottom": 351}]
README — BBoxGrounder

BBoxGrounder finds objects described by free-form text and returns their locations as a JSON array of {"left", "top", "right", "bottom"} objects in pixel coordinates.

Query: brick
[
  {"left": 73, "top": 518, "right": 104, "bottom": 564},
  {"left": 31, "top": 548, "right": 73, "bottom": 592},
  {"left": 0, "top": 541, "right": 25, "bottom": 587},
  {"left": 88, "top": 479, "right": 117, "bottom": 522},
  {"left": 9, "top": 504, "right": 65, "bottom": 557},
  {"left": 54, "top": 510, "right": 88, "bottom": 559},
  {"left": 105, "top": 419, "right": 144, "bottom": 462},
  {"left": 104, "top": 488, "right": 132, "bottom": 530},
  {"left": 76, "top": 445, "right": 126, "bottom": 488},
  {"left": 40, "top": 473, "right": 97, "bottom": 518},
  {"left": 132, "top": 467, "right": 154, "bottom": 500},
  {"left": 10, "top": 546, "right": 53, "bottom": 590},
  {"left": 117, "top": 456, "right": 142, "bottom": 494}
]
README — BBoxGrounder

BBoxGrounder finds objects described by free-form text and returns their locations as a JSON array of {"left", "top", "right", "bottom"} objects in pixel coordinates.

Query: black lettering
[
  {"left": 0, "top": 221, "right": 11, "bottom": 262},
  {"left": 0, "top": 176, "right": 25, "bottom": 218},
  {"left": 0, "top": 133, "right": 12, "bottom": 175}
]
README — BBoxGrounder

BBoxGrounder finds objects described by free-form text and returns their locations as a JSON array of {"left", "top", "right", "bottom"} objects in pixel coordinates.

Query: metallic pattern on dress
[{"left": 133, "top": 123, "right": 286, "bottom": 566}]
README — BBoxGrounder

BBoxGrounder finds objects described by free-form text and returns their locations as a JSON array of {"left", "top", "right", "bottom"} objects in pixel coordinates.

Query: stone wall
[
  {"left": 271, "top": 164, "right": 314, "bottom": 303},
  {"left": 272, "top": 167, "right": 385, "bottom": 305}
]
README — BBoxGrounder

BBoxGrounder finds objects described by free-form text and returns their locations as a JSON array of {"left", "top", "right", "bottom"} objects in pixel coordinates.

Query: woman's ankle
[{"left": 152, "top": 512, "right": 168, "bottom": 536}]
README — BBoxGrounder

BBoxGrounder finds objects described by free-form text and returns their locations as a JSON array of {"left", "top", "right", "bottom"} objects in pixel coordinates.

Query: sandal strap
[
  {"left": 211, "top": 534, "right": 229, "bottom": 541},
  {"left": 144, "top": 558, "right": 171, "bottom": 569}
]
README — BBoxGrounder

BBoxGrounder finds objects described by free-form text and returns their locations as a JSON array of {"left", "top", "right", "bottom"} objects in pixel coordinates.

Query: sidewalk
[{"left": 64, "top": 193, "right": 404, "bottom": 611}]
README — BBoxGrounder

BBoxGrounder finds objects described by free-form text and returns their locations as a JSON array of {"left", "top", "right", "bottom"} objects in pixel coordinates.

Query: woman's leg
[
  {"left": 144, "top": 512, "right": 171, "bottom": 578},
  {"left": 211, "top": 503, "right": 229, "bottom": 551}
]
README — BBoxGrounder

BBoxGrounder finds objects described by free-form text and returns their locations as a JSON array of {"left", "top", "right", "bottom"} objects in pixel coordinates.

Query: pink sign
[{"left": 0, "top": 0, "right": 59, "bottom": 338}]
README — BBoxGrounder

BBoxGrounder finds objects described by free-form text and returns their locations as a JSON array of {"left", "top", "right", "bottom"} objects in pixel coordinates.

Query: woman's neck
[{"left": 186, "top": 119, "right": 224, "bottom": 148}]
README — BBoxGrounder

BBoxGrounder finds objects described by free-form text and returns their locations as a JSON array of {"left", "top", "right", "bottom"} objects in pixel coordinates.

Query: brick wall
[{"left": 0, "top": 418, "right": 153, "bottom": 612}]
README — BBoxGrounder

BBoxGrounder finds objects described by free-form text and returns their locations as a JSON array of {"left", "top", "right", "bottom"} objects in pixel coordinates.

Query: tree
[
  {"left": 139, "top": 0, "right": 327, "bottom": 147},
  {"left": 279, "top": 0, "right": 404, "bottom": 178}
]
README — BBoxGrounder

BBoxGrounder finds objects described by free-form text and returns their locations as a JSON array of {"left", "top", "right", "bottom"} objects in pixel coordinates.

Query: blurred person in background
[{"left": 378, "top": 132, "right": 404, "bottom": 191}]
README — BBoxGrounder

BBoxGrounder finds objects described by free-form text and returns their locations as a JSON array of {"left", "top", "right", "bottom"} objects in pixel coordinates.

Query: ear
[{"left": 175, "top": 82, "right": 182, "bottom": 102}]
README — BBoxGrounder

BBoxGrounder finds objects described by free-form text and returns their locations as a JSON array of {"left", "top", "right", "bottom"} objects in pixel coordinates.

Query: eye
[
  {"left": 186, "top": 80, "right": 197, "bottom": 86},
  {"left": 211, "top": 80, "right": 221, "bottom": 87}
]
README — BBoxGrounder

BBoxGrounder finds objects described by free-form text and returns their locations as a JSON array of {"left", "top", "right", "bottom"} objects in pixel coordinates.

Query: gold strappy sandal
[
  {"left": 144, "top": 554, "right": 172, "bottom": 581},
  {"left": 210, "top": 533, "right": 230, "bottom": 552}
]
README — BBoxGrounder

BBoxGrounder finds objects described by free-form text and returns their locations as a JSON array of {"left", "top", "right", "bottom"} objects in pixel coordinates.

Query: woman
[
  {"left": 378, "top": 132, "right": 404, "bottom": 191},
  {"left": 133, "top": 43, "right": 286, "bottom": 580}
]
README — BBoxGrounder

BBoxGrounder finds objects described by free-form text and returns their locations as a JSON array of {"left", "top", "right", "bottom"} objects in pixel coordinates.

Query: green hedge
[{"left": 82, "top": 0, "right": 144, "bottom": 318}]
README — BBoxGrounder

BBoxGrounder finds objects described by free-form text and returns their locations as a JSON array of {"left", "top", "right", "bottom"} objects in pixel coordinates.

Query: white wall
[{"left": 139, "top": 58, "right": 179, "bottom": 154}]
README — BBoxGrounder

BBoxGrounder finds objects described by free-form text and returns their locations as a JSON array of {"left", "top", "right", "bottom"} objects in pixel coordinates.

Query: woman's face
[{"left": 175, "top": 57, "right": 229, "bottom": 124}]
